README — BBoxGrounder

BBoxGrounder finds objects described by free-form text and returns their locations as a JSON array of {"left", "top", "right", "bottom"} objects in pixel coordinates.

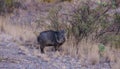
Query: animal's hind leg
[
  {"left": 39, "top": 45, "right": 44, "bottom": 53},
  {"left": 40, "top": 46, "right": 45, "bottom": 53}
]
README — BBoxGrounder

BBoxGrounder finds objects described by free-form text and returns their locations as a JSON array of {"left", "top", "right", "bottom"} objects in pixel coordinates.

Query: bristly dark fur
[{"left": 37, "top": 30, "right": 65, "bottom": 53}]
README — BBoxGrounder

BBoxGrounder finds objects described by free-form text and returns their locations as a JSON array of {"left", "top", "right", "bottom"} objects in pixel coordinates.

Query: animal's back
[{"left": 37, "top": 30, "right": 56, "bottom": 44}]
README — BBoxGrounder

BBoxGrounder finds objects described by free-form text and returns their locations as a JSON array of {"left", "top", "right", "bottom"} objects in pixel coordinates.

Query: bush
[
  {"left": 48, "top": 5, "right": 62, "bottom": 31},
  {"left": 0, "top": 0, "right": 23, "bottom": 15},
  {"left": 67, "top": 1, "right": 111, "bottom": 44},
  {"left": 98, "top": 9, "right": 120, "bottom": 48}
]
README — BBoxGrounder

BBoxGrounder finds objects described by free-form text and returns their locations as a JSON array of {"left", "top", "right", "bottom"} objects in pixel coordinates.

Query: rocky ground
[{"left": 0, "top": 33, "right": 112, "bottom": 69}]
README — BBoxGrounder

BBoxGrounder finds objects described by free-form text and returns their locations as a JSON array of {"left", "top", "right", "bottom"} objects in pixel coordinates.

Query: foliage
[
  {"left": 66, "top": 1, "right": 111, "bottom": 45},
  {"left": 98, "top": 43, "right": 105, "bottom": 52},
  {"left": 98, "top": 43, "right": 105, "bottom": 57},
  {"left": 0, "top": 0, "right": 22, "bottom": 15},
  {"left": 101, "top": 35, "right": 120, "bottom": 49},
  {"left": 0, "top": 0, "right": 13, "bottom": 14},
  {"left": 48, "top": 5, "right": 62, "bottom": 31},
  {"left": 98, "top": 7, "right": 120, "bottom": 48},
  {"left": 114, "top": 13, "right": 120, "bottom": 24}
]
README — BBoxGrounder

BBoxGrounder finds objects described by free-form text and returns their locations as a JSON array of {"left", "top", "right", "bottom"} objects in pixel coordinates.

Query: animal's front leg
[{"left": 54, "top": 45, "right": 59, "bottom": 51}]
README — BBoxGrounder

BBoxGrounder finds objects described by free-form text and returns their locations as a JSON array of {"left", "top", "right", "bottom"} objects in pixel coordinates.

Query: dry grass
[
  {"left": 87, "top": 43, "right": 99, "bottom": 65},
  {"left": 62, "top": 37, "right": 120, "bottom": 67},
  {"left": 112, "top": 58, "right": 120, "bottom": 69},
  {"left": 1, "top": 16, "right": 119, "bottom": 67},
  {"left": 0, "top": 16, "right": 6, "bottom": 32},
  {"left": 0, "top": 54, "right": 21, "bottom": 63},
  {"left": 0, "top": 16, "right": 38, "bottom": 43},
  {"left": 4, "top": 24, "right": 36, "bottom": 42},
  {"left": 62, "top": 38, "right": 100, "bottom": 65},
  {"left": 0, "top": 57, "right": 5, "bottom": 62}
]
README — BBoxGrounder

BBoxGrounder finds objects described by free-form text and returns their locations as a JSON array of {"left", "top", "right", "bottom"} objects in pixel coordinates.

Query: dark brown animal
[{"left": 37, "top": 30, "right": 65, "bottom": 53}]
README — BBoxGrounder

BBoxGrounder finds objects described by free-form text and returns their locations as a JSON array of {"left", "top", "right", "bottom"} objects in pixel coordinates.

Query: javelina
[{"left": 37, "top": 30, "right": 65, "bottom": 53}]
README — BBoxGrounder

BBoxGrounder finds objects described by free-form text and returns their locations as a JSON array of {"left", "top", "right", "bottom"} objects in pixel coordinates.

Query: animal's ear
[{"left": 60, "top": 30, "right": 65, "bottom": 34}]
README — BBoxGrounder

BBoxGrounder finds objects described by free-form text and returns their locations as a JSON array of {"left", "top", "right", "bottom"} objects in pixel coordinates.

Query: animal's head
[{"left": 55, "top": 30, "right": 66, "bottom": 44}]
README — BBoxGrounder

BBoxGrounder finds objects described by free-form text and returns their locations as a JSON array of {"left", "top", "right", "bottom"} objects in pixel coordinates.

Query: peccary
[{"left": 37, "top": 30, "right": 65, "bottom": 53}]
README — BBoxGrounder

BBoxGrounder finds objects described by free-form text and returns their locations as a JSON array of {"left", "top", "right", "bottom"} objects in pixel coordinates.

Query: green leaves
[
  {"left": 98, "top": 43, "right": 105, "bottom": 57},
  {"left": 5, "top": 0, "right": 13, "bottom": 6},
  {"left": 98, "top": 43, "right": 105, "bottom": 52}
]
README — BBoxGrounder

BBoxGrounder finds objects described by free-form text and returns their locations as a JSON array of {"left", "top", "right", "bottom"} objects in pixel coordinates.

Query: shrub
[
  {"left": 67, "top": 1, "right": 111, "bottom": 45},
  {"left": 48, "top": 5, "right": 62, "bottom": 31},
  {"left": 98, "top": 43, "right": 105, "bottom": 52},
  {"left": 98, "top": 6, "right": 120, "bottom": 48},
  {"left": 0, "top": 0, "right": 23, "bottom": 15},
  {"left": 98, "top": 43, "right": 105, "bottom": 57}
]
